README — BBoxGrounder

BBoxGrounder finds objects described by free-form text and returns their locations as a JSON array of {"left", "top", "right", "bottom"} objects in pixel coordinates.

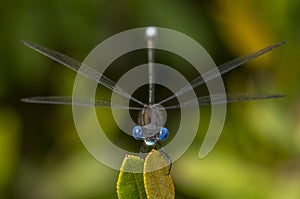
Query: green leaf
[
  {"left": 144, "top": 150, "right": 175, "bottom": 199},
  {"left": 117, "top": 155, "right": 147, "bottom": 199}
]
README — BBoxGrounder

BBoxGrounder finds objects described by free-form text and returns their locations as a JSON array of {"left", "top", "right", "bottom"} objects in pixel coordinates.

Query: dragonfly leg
[
  {"left": 156, "top": 142, "right": 172, "bottom": 175},
  {"left": 138, "top": 142, "right": 148, "bottom": 160}
]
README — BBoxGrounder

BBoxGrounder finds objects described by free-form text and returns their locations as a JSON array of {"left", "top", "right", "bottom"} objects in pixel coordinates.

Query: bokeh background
[{"left": 1, "top": 0, "right": 300, "bottom": 198}]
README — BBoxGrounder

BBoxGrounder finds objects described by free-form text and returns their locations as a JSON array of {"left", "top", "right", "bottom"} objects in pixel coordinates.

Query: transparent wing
[
  {"left": 164, "top": 93, "right": 285, "bottom": 109},
  {"left": 158, "top": 41, "right": 286, "bottom": 105},
  {"left": 21, "top": 96, "right": 143, "bottom": 110},
  {"left": 21, "top": 40, "right": 145, "bottom": 106}
]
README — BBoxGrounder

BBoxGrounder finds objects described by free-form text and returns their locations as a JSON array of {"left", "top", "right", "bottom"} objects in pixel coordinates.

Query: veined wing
[
  {"left": 21, "top": 96, "right": 143, "bottom": 110},
  {"left": 21, "top": 40, "right": 145, "bottom": 106},
  {"left": 158, "top": 42, "right": 286, "bottom": 105},
  {"left": 164, "top": 93, "right": 285, "bottom": 109}
]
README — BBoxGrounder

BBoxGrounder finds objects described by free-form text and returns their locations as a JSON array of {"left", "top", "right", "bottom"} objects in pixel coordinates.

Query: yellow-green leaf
[
  {"left": 117, "top": 155, "right": 147, "bottom": 199},
  {"left": 144, "top": 150, "right": 175, "bottom": 199}
]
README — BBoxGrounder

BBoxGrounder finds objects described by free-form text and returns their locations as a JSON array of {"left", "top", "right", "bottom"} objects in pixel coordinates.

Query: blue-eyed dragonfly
[{"left": 21, "top": 27, "right": 285, "bottom": 163}]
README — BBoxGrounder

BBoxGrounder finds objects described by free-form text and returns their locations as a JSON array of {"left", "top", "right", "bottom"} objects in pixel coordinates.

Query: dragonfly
[{"left": 21, "top": 27, "right": 285, "bottom": 165}]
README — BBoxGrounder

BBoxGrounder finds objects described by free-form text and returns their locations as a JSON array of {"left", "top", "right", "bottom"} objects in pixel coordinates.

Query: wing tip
[
  {"left": 275, "top": 93, "right": 286, "bottom": 98},
  {"left": 276, "top": 41, "right": 287, "bottom": 47},
  {"left": 20, "top": 39, "right": 37, "bottom": 50},
  {"left": 20, "top": 97, "right": 34, "bottom": 103},
  {"left": 20, "top": 97, "right": 41, "bottom": 103},
  {"left": 20, "top": 39, "right": 29, "bottom": 46},
  {"left": 20, "top": 98, "right": 27, "bottom": 102}
]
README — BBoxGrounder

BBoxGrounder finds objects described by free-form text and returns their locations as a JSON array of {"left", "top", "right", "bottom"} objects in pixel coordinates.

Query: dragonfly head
[
  {"left": 138, "top": 104, "right": 167, "bottom": 127},
  {"left": 132, "top": 125, "right": 169, "bottom": 146},
  {"left": 133, "top": 104, "right": 169, "bottom": 146}
]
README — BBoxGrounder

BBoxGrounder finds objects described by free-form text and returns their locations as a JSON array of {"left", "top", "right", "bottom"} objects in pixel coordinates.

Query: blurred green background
[{"left": 1, "top": 0, "right": 300, "bottom": 198}]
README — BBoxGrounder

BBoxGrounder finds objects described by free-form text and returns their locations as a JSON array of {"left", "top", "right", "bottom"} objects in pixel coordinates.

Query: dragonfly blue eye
[
  {"left": 158, "top": 127, "right": 169, "bottom": 141},
  {"left": 132, "top": 126, "right": 143, "bottom": 140}
]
